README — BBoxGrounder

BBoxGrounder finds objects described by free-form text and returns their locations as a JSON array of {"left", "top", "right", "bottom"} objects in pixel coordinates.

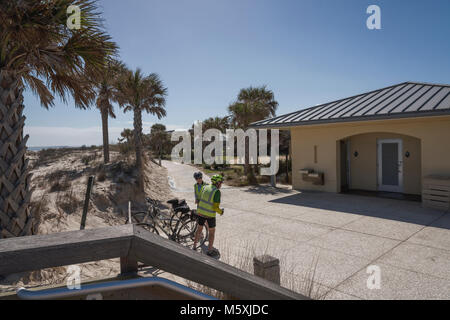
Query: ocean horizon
[{"left": 28, "top": 146, "right": 77, "bottom": 152}]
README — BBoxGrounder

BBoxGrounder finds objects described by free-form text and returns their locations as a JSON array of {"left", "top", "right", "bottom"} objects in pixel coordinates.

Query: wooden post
[
  {"left": 120, "top": 201, "right": 138, "bottom": 276},
  {"left": 253, "top": 255, "right": 280, "bottom": 285},
  {"left": 120, "top": 254, "right": 138, "bottom": 276},
  {"left": 80, "top": 176, "right": 95, "bottom": 230},
  {"left": 127, "top": 201, "right": 132, "bottom": 224}
]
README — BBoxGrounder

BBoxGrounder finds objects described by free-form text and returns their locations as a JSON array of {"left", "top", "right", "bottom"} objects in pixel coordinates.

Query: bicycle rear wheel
[
  {"left": 169, "top": 212, "right": 190, "bottom": 233},
  {"left": 177, "top": 220, "right": 208, "bottom": 249}
]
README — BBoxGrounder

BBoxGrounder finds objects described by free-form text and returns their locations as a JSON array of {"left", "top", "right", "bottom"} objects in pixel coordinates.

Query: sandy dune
[{"left": 0, "top": 148, "right": 173, "bottom": 294}]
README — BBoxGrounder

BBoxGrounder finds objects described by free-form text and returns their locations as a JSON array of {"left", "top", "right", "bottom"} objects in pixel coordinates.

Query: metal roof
[{"left": 251, "top": 82, "right": 450, "bottom": 129}]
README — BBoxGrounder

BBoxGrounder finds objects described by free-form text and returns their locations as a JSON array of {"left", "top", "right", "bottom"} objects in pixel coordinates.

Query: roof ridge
[{"left": 405, "top": 81, "right": 450, "bottom": 87}]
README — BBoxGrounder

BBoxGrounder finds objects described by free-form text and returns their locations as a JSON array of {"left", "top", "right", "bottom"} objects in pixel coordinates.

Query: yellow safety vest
[
  {"left": 197, "top": 185, "right": 218, "bottom": 218},
  {"left": 194, "top": 183, "right": 204, "bottom": 202}
]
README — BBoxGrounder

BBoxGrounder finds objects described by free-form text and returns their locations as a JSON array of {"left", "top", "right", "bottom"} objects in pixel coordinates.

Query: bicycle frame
[
  {"left": 142, "top": 201, "right": 188, "bottom": 241},
  {"left": 131, "top": 198, "right": 208, "bottom": 249}
]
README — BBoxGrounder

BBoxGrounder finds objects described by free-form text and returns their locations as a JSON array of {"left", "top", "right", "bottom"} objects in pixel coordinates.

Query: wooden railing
[{"left": 0, "top": 225, "right": 307, "bottom": 300}]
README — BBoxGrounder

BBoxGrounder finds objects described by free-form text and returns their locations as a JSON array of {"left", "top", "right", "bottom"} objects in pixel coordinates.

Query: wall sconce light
[
  {"left": 405, "top": 151, "right": 410, "bottom": 158},
  {"left": 354, "top": 151, "right": 359, "bottom": 157}
]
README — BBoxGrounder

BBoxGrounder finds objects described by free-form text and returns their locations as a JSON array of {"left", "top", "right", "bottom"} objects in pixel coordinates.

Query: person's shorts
[{"left": 197, "top": 216, "right": 216, "bottom": 228}]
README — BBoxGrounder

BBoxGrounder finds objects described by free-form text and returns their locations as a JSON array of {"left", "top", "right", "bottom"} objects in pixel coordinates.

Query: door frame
[
  {"left": 339, "top": 139, "right": 351, "bottom": 192},
  {"left": 377, "top": 138, "right": 404, "bottom": 193}
]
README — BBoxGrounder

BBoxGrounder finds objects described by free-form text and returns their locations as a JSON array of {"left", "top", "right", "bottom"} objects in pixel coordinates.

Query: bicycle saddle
[
  {"left": 167, "top": 199, "right": 180, "bottom": 205},
  {"left": 175, "top": 205, "right": 191, "bottom": 214}
]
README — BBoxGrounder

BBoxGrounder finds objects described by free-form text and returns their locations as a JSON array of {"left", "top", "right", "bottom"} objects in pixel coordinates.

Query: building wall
[
  {"left": 290, "top": 116, "right": 450, "bottom": 194},
  {"left": 348, "top": 133, "right": 421, "bottom": 195}
]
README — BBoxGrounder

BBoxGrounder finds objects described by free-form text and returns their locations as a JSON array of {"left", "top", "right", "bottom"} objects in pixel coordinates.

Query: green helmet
[{"left": 211, "top": 174, "right": 224, "bottom": 185}]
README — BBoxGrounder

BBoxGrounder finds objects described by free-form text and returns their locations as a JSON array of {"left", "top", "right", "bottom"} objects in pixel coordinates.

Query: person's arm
[
  {"left": 212, "top": 203, "right": 223, "bottom": 215},
  {"left": 212, "top": 190, "right": 223, "bottom": 215},
  {"left": 194, "top": 185, "right": 199, "bottom": 204}
]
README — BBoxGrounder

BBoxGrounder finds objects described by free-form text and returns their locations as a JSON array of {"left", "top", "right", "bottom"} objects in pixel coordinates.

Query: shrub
[
  {"left": 49, "top": 178, "right": 70, "bottom": 193},
  {"left": 118, "top": 143, "right": 133, "bottom": 155},
  {"left": 56, "top": 188, "right": 80, "bottom": 215},
  {"left": 81, "top": 155, "right": 96, "bottom": 165},
  {"left": 185, "top": 240, "right": 326, "bottom": 300},
  {"left": 97, "top": 170, "right": 106, "bottom": 182},
  {"left": 30, "top": 193, "right": 50, "bottom": 234}
]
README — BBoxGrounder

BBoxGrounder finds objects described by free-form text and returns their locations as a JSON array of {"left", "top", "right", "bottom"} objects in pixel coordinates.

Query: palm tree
[
  {"left": 119, "top": 128, "right": 134, "bottom": 144},
  {"left": 0, "top": 0, "right": 116, "bottom": 238},
  {"left": 149, "top": 124, "right": 170, "bottom": 165},
  {"left": 94, "top": 60, "right": 126, "bottom": 164},
  {"left": 115, "top": 69, "right": 168, "bottom": 191},
  {"left": 228, "top": 86, "right": 278, "bottom": 182},
  {"left": 202, "top": 116, "right": 230, "bottom": 133},
  {"left": 117, "top": 128, "right": 134, "bottom": 155}
]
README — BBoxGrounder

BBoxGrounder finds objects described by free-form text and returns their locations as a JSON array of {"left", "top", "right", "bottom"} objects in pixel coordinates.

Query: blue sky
[{"left": 24, "top": 0, "right": 450, "bottom": 146}]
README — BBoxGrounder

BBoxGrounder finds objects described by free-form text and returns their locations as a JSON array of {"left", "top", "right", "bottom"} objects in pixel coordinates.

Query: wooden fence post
[
  {"left": 120, "top": 254, "right": 138, "bottom": 276},
  {"left": 120, "top": 201, "right": 138, "bottom": 276},
  {"left": 80, "top": 176, "right": 95, "bottom": 230},
  {"left": 253, "top": 255, "right": 280, "bottom": 285}
]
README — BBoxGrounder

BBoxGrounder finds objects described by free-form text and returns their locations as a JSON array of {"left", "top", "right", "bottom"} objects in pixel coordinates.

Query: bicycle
[{"left": 129, "top": 198, "right": 208, "bottom": 249}]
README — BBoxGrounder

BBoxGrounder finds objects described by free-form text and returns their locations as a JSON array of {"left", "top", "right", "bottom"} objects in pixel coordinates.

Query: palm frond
[{"left": 0, "top": 0, "right": 118, "bottom": 109}]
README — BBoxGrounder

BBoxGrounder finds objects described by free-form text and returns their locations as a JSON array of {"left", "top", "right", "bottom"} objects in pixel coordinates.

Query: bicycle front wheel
[
  {"left": 136, "top": 223, "right": 160, "bottom": 236},
  {"left": 131, "top": 211, "right": 151, "bottom": 224},
  {"left": 177, "top": 220, "right": 208, "bottom": 249}
]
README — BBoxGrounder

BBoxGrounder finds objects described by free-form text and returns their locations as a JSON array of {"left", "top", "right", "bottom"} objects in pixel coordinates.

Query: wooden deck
[{"left": 0, "top": 224, "right": 306, "bottom": 300}]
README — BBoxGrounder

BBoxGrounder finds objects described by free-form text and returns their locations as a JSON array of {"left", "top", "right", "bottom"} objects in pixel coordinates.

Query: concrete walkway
[{"left": 162, "top": 160, "right": 450, "bottom": 300}]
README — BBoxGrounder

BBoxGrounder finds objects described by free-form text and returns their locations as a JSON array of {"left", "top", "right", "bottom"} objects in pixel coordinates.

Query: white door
[{"left": 377, "top": 139, "right": 403, "bottom": 193}]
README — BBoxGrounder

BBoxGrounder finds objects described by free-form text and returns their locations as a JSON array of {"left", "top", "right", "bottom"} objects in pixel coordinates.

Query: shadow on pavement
[
  {"left": 243, "top": 185, "right": 293, "bottom": 195},
  {"left": 269, "top": 191, "right": 450, "bottom": 229}
]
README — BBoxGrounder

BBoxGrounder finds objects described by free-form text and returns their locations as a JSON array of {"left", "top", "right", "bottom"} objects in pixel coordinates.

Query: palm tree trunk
[
  {"left": 244, "top": 136, "right": 257, "bottom": 183},
  {"left": 159, "top": 145, "right": 162, "bottom": 166},
  {"left": 0, "top": 70, "right": 33, "bottom": 238},
  {"left": 133, "top": 108, "right": 144, "bottom": 192},
  {"left": 101, "top": 108, "right": 110, "bottom": 164}
]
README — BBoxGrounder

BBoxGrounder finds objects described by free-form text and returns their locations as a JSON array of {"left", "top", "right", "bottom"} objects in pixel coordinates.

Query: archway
[{"left": 337, "top": 132, "right": 422, "bottom": 197}]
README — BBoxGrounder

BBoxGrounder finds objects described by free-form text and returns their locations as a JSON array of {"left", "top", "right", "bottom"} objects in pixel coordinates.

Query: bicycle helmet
[
  {"left": 193, "top": 172, "right": 203, "bottom": 180},
  {"left": 211, "top": 174, "right": 224, "bottom": 185}
]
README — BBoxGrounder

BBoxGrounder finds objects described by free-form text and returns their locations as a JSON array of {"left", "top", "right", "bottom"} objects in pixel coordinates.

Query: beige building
[{"left": 252, "top": 82, "right": 450, "bottom": 204}]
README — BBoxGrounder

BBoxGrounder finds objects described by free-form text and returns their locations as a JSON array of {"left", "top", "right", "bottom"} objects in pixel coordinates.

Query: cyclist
[
  {"left": 193, "top": 172, "right": 205, "bottom": 206},
  {"left": 193, "top": 174, "right": 224, "bottom": 257}
]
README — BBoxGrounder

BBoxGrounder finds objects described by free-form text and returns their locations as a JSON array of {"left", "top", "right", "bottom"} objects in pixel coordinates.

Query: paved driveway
[{"left": 163, "top": 161, "right": 450, "bottom": 300}]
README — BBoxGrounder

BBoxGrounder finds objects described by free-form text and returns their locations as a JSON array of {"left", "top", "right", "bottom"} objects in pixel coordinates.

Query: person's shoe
[{"left": 206, "top": 248, "right": 220, "bottom": 257}]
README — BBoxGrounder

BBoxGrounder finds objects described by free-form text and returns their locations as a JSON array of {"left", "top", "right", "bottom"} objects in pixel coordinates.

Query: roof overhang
[{"left": 251, "top": 110, "right": 450, "bottom": 130}]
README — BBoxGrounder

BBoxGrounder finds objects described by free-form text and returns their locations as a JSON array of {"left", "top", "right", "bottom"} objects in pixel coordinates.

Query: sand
[{"left": 0, "top": 148, "right": 174, "bottom": 294}]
